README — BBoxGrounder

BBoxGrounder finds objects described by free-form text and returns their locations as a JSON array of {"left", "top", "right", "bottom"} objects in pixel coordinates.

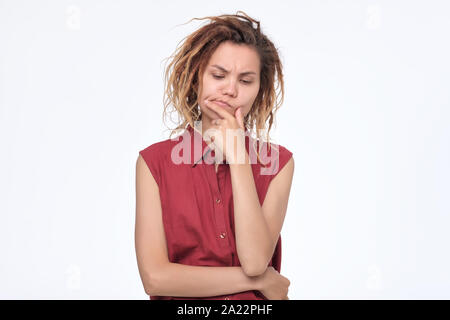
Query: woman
[{"left": 135, "top": 11, "right": 294, "bottom": 300}]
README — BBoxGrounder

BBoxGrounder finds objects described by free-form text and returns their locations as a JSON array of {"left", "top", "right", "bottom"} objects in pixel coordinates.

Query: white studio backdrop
[{"left": 1, "top": 0, "right": 449, "bottom": 299}]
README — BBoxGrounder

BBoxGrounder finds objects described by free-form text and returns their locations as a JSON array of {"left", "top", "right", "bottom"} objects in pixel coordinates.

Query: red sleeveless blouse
[{"left": 139, "top": 124, "right": 293, "bottom": 300}]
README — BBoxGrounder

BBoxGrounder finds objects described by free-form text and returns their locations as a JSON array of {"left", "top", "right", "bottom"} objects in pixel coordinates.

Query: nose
[{"left": 222, "top": 78, "right": 237, "bottom": 98}]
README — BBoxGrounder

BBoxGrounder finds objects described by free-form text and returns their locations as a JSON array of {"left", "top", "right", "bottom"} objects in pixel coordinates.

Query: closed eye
[{"left": 212, "top": 74, "right": 252, "bottom": 84}]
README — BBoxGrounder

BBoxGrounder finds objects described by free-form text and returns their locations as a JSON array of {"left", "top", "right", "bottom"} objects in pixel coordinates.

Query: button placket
[
  {"left": 200, "top": 148, "right": 229, "bottom": 248},
  {"left": 215, "top": 197, "right": 227, "bottom": 242},
  {"left": 207, "top": 163, "right": 228, "bottom": 248}
]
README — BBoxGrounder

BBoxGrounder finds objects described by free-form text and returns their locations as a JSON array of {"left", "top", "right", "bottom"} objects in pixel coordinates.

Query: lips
[{"left": 213, "top": 100, "right": 231, "bottom": 108}]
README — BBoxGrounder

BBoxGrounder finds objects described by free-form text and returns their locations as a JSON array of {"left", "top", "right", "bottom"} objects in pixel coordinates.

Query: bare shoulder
[
  {"left": 271, "top": 156, "right": 294, "bottom": 185},
  {"left": 136, "top": 153, "right": 158, "bottom": 190},
  {"left": 136, "top": 153, "right": 146, "bottom": 169}
]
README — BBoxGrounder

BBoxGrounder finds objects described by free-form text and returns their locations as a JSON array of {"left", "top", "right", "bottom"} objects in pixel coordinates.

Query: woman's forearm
[{"left": 149, "top": 262, "right": 263, "bottom": 298}]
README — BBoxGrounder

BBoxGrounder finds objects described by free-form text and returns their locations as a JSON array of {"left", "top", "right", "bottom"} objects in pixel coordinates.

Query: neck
[{"left": 200, "top": 117, "right": 214, "bottom": 137}]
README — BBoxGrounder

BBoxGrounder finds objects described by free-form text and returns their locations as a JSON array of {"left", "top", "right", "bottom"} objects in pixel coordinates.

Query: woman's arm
[
  {"left": 149, "top": 263, "right": 262, "bottom": 297},
  {"left": 230, "top": 154, "right": 294, "bottom": 276}
]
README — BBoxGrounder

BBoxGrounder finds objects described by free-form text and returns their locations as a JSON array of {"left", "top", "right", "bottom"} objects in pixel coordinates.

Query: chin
[{"left": 206, "top": 110, "right": 222, "bottom": 120}]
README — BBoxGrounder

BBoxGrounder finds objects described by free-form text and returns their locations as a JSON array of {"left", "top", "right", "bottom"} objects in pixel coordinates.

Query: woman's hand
[
  {"left": 257, "top": 266, "right": 291, "bottom": 300},
  {"left": 203, "top": 99, "right": 247, "bottom": 164}
]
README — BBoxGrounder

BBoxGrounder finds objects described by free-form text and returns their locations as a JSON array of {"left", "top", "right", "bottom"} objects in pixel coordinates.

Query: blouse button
[
  {"left": 219, "top": 232, "right": 226, "bottom": 239},
  {"left": 216, "top": 198, "right": 221, "bottom": 204}
]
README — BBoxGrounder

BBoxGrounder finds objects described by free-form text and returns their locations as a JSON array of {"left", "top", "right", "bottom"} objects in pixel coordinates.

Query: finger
[
  {"left": 235, "top": 107, "right": 245, "bottom": 130},
  {"left": 204, "top": 99, "right": 233, "bottom": 120}
]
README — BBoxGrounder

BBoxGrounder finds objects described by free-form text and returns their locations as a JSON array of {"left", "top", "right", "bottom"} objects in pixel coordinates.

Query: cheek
[{"left": 201, "top": 75, "right": 217, "bottom": 92}]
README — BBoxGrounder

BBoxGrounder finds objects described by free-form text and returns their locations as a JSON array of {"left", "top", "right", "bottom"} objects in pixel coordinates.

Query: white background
[{"left": 1, "top": 0, "right": 449, "bottom": 299}]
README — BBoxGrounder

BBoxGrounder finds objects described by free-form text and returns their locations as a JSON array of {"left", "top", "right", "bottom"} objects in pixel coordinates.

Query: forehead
[{"left": 207, "top": 41, "right": 260, "bottom": 73}]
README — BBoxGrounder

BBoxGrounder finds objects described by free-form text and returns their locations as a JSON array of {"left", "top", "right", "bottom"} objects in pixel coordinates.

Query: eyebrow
[{"left": 210, "top": 64, "right": 257, "bottom": 76}]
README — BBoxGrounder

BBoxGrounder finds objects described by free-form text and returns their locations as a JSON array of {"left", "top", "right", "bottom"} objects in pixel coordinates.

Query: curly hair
[{"left": 161, "top": 11, "right": 285, "bottom": 163}]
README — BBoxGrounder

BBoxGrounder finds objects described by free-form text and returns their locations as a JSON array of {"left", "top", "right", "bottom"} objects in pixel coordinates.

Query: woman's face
[{"left": 198, "top": 41, "right": 261, "bottom": 124}]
